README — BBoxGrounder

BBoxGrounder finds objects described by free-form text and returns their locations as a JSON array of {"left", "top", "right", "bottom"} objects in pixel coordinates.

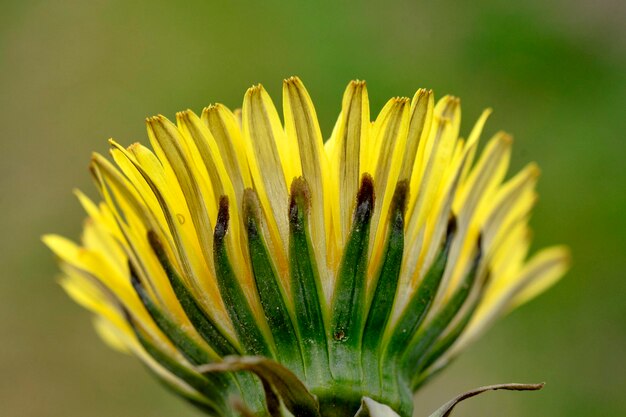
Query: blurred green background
[{"left": 1, "top": 0, "right": 624, "bottom": 416}]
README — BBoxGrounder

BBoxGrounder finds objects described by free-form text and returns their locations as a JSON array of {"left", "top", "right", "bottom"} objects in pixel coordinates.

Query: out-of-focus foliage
[{"left": 0, "top": 1, "right": 624, "bottom": 416}]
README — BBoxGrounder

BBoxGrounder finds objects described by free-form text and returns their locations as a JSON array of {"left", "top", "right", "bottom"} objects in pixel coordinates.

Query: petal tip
[
  {"left": 355, "top": 173, "right": 375, "bottom": 222},
  {"left": 283, "top": 75, "right": 302, "bottom": 85},
  {"left": 246, "top": 83, "right": 264, "bottom": 97},
  {"left": 289, "top": 177, "right": 311, "bottom": 220},
  {"left": 214, "top": 195, "right": 230, "bottom": 244}
]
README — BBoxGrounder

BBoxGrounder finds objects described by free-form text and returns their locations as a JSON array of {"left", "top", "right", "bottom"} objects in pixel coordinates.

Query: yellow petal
[
  {"left": 367, "top": 97, "right": 411, "bottom": 283},
  {"left": 457, "top": 245, "right": 570, "bottom": 353},
  {"left": 407, "top": 96, "right": 461, "bottom": 238},
  {"left": 146, "top": 116, "right": 215, "bottom": 266},
  {"left": 107, "top": 144, "right": 233, "bottom": 332},
  {"left": 93, "top": 315, "right": 131, "bottom": 353},
  {"left": 242, "top": 84, "right": 292, "bottom": 256},
  {"left": 442, "top": 132, "right": 513, "bottom": 297},
  {"left": 202, "top": 104, "right": 252, "bottom": 193},
  {"left": 176, "top": 110, "right": 253, "bottom": 287},
  {"left": 329, "top": 80, "right": 370, "bottom": 251},
  {"left": 283, "top": 76, "right": 333, "bottom": 293},
  {"left": 398, "top": 89, "right": 434, "bottom": 182},
  {"left": 509, "top": 246, "right": 570, "bottom": 308},
  {"left": 458, "top": 108, "right": 492, "bottom": 184}
]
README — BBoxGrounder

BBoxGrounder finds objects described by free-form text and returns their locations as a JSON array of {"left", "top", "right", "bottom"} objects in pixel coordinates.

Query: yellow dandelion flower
[{"left": 44, "top": 77, "right": 569, "bottom": 417}]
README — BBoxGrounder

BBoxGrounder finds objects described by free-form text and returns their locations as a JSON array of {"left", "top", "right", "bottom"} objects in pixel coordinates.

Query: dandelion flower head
[{"left": 44, "top": 77, "right": 569, "bottom": 417}]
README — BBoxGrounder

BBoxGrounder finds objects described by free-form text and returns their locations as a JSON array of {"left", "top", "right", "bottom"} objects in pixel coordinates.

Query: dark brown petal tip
[
  {"left": 214, "top": 196, "right": 230, "bottom": 245},
  {"left": 128, "top": 260, "right": 142, "bottom": 288},
  {"left": 289, "top": 177, "right": 311, "bottom": 224},
  {"left": 446, "top": 214, "right": 458, "bottom": 240},
  {"left": 474, "top": 232, "right": 484, "bottom": 265},
  {"left": 147, "top": 230, "right": 165, "bottom": 257},
  {"left": 355, "top": 173, "right": 375, "bottom": 224},
  {"left": 242, "top": 188, "right": 262, "bottom": 238},
  {"left": 391, "top": 180, "right": 409, "bottom": 216},
  {"left": 242, "top": 189, "right": 260, "bottom": 220}
]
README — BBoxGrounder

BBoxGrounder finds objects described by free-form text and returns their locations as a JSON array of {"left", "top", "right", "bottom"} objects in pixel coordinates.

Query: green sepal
[
  {"left": 129, "top": 263, "right": 214, "bottom": 366},
  {"left": 199, "top": 355, "right": 322, "bottom": 417},
  {"left": 147, "top": 231, "right": 266, "bottom": 414},
  {"left": 413, "top": 307, "right": 475, "bottom": 382},
  {"left": 243, "top": 189, "right": 304, "bottom": 377},
  {"left": 288, "top": 178, "right": 331, "bottom": 385},
  {"left": 383, "top": 216, "right": 456, "bottom": 361},
  {"left": 213, "top": 196, "right": 273, "bottom": 358},
  {"left": 361, "top": 181, "right": 407, "bottom": 397},
  {"left": 154, "top": 367, "right": 228, "bottom": 416},
  {"left": 354, "top": 397, "right": 401, "bottom": 417},
  {"left": 412, "top": 270, "right": 492, "bottom": 389},
  {"left": 403, "top": 238, "right": 483, "bottom": 379},
  {"left": 426, "top": 383, "right": 544, "bottom": 417},
  {"left": 378, "top": 217, "right": 456, "bottom": 416},
  {"left": 330, "top": 174, "right": 375, "bottom": 382},
  {"left": 123, "top": 309, "right": 234, "bottom": 417},
  {"left": 147, "top": 231, "right": 240, "bottom": 357}
]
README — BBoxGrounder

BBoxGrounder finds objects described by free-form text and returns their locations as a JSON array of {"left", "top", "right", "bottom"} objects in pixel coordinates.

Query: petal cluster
[{"left": 44, "top": 77, "right": 568, "bottom": 416}]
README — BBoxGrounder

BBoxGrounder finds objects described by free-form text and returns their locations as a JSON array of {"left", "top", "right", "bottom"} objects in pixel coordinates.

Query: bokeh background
[{"left": 1, "top": 1, "right": 624, "bottom": 416}]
